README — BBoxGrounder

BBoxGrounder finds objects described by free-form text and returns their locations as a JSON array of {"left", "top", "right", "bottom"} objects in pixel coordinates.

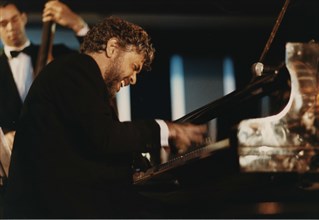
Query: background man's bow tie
[{"left": 10, "top": 46, "right": 32, "bottom": 58}]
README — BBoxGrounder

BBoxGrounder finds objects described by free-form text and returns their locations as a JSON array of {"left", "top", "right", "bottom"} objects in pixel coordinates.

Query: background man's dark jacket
[{"left": 0, "top": 43, "right": 78, "bottom": 133}]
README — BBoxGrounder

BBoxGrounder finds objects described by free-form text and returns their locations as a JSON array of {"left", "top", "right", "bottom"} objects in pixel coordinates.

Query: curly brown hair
[{"left": 80, "top": 16, "right": 155, "bottom": 71}]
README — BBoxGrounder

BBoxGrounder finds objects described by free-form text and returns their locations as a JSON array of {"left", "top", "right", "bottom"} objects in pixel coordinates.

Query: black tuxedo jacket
[
  {"left": 4, "top": 53, "right": 162, "bottom": 218},
  {"left": 0, "top": 43, "right": 78, "bottom": 133}
]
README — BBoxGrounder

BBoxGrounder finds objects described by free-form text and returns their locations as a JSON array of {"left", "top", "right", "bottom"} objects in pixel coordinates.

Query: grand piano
[{"left": 132, "top": 16, "right": 319, "bottom": 218}]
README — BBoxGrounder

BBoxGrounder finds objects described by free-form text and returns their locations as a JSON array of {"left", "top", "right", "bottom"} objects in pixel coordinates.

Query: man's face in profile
[{"left": 0, "top": 4, "right": 28, "bottom": 47}]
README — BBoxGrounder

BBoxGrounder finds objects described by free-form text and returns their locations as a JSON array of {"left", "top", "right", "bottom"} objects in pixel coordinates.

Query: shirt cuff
[
  {"left": 75, "top": 23, "right": 90, "bottom": 36},
  {"left": 155, "top": 119, "right": 169, "bottom": 147},
  {"left": 155, "top": 119, "right": 170, "bottom": 163}
]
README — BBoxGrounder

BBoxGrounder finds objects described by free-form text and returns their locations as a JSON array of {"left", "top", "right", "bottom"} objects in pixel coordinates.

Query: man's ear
[
  {"left": 21, "top": 12, "right": 28, "bottom": 26},
  {"left": 105, "top": 38, "right": 118, "bottom": 58}
]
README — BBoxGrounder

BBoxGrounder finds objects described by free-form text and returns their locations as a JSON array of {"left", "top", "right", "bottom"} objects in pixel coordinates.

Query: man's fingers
[{"left": 168, "top": 122, "right": 208, "bottom": 155}]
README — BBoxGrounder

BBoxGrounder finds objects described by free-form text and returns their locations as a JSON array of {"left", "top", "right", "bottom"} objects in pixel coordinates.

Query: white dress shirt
[{"left": 4, "top": 40, "right": 33, "bottom": 102}]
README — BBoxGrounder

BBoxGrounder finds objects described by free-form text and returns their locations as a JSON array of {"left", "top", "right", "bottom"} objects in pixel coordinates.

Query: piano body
[
  {"left": 133, "top": 42, "right": 319, "bottom": 218},
  {"left": 238, "top": 42, "right": 319, "bottom": 173}
]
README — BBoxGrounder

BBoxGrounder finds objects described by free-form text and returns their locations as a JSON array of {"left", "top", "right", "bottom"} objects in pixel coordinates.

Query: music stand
[{"left": 0, "top": 127, "right": 12, "bottom": 185}]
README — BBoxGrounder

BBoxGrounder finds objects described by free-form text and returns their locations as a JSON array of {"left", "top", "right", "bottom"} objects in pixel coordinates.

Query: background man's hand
[{"left": 42, "top": 0, "right": 86, "bottom": 33}]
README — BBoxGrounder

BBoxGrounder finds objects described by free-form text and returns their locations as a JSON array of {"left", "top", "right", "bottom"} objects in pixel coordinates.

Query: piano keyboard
[{"left": 133, "top": 138, "right": 230, "bottom": 184}]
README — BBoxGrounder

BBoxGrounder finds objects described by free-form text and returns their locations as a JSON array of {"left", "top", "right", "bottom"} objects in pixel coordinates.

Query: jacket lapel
[
  {"left": 0, "top": 54, "right": 22, "bottom": 104},
  {"left": 28, "top": 43, "right": 39, "bottom": 75}
]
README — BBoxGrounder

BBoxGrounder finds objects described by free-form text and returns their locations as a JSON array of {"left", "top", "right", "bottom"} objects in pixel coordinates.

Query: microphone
[{"left": 251, "top": 62, "right": 284, "bottom": 77}]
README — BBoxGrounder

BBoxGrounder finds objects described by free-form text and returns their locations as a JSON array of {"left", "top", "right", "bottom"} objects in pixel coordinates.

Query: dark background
[
  {"left": 3, "top": 2, "right": 319, "bottom": 218},
  {"left": 12, "top": 0, "right": 319, "bottom": 138}
]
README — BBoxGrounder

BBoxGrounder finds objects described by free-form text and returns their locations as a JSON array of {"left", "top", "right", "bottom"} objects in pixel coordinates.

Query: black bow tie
[{"left": 10, "top": 46, "right": 32, "bottom": 58}]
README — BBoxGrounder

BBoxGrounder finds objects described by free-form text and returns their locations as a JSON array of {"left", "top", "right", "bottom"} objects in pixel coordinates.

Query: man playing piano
[{"left": 4, "top": 16, "right": 207, "bottom": 218}]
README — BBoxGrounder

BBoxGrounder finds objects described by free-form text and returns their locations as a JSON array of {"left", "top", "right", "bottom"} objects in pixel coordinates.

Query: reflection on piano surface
[
  {"left": 238, "top": 42, "right": 319, "bottom": 173},
  {"left": 133, "top": 42, "right": 319, "bottom": 218}
]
